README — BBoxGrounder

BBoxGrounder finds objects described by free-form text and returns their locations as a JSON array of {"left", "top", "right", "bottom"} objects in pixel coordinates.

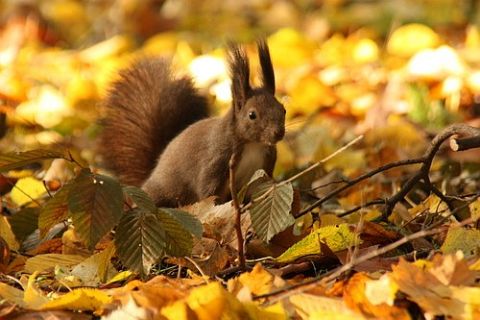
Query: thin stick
[
  {"left": 241, "top": 135, "right": 364, "bottom": 213},
  {"left": 229, "top": 153, "right": 246, "bottom": 270},
  {"left": 282, "top": 135, "right": 364, "bottom": 185}
]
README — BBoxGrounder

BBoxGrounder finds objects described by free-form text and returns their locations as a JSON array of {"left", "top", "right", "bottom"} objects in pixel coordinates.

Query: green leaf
[
  {"left": 157, "top": 209, "right": 194, "bottom": 256},
  {"left": 161, "top": 208, "right": 203, "bottom": 238},
  {"left": 0, "top": 149, "right": 66, "bottom": 172},
  {"left": 238, "top": 169, "right": 270, "bottom": 203},
  {"left": 276, "top": 224, "right": 361, "bottom": 263},
  {"left": 38, "top": 184, "right": 71, "bottom": 237},
  {"left": 123, "top": 186, "right": 156, "bottom": 213},
  {"left": 249, "top": 180, "right": 295, "bottom": 242},
  {"left": 114, "top": 208, "right": 167, "bottom": 278},
  {"left": 68, "top": 169, "right": 123, "bottom": 249},
  {"left": 115, "top": 207, "right": 194, "bottom": 278},
  {"left": 8, "top": 207, "right": 40, "bottom": 243}
]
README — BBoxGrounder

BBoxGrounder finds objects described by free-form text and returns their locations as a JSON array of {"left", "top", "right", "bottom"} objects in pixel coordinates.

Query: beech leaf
[
  {"left": 0, "top": 149, "right": 66, "bottom": 172},
  {"left": 38, "top": 183, "right": 71, "bottom": 237},
  {"left": 115, "top": 207, "right": 195, "bottom": 278},
  {"left": 8, "top": 207, "right": 40, "bottom": 243},
  {"left": 161, "top": 208, "right": 203, "bottom": 238},
  {"left": 249, "top": 179, "right": 295, "bottom": 242},
  {"left": 157, "top": 208, "right": 194, "bottom": 257},
  {"left": 123, "top": 185, "right": 157, "bottom": 213},
  {"left": 68, "top": 169, "right": 123, "bottom": 249}
]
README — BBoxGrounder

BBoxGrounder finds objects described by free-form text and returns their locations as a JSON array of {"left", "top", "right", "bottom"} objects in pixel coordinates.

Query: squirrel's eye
[{"left": 248, "top": 111, "right": 257, "bottom": 120}]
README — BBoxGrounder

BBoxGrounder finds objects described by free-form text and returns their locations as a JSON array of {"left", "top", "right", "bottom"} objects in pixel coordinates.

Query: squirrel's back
[{"left": 99, "top": 58, "right": 208, "bottom": 186}]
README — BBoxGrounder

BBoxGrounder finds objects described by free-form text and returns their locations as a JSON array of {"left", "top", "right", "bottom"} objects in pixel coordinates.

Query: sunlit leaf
[
  {"left": 40, "top": 288, "right": 112, "bottom": 312},
  {"left": 10, "top": 177, "right": 47, "bottom": 206},
  {"left": 24, "top": 272, "right": 49, "bottom": 310},
  {"left": 68, "top": 169, "right": 123, "bottom": 249},
  {"left": 387, "top": 23, "right": 439, "bottom": 57},
  {"left": 290, "top": 293, "right": 363, "bottom": 320},
  {"left": 440, "top": 227, "right": 480, "bottom": 257},
  {"left": 0, "top": 216, "right": 19, "bottom": 251},
  {"left": 0, "top": 282, "right": 25, "bottom": 308},
  {"left": 276, "top": 224, "right": 361, "bottom": 263}
]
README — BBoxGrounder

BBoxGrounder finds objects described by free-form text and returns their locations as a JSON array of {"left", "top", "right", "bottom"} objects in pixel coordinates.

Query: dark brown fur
[
  {"left": 100, "top": 41, "right": 285, "bottom": 207},
  {"left": 100, "top": 59, "right": 208, "bottom": 186}
]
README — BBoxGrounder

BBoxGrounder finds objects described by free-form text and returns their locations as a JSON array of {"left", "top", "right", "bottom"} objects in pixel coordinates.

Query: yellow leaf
[
  {"left": 0, "top": 282, "right": 25, "bottom": 307},
  {"left": 25, "top": 254, "right": 85, "bottom": 273},
  {"left": 289, "top": 75, "right": 336, "bottom": 114},
  {"left": 244, "top": 301, "right": 288, "bottom": 320},
  {"left": 24, "top": 272, "right": 49, "bottom": 310},
  {"left": 390, "top": 259, "right": 465, "bottom": 318},
  {"left": 106, "top": 270, "right": 134, "bottom": 285},
  {"left": 142, "top": 32, "right": 179, "bottom": 55},
  {"left": 187, "top": 282, "right": 248, "bottom": 320},
  {"left": 320, "top": 214, "right": 346, "bottom": 226},
  {"left": 469, "top": 199, "right": 480, "bottom": 221},
  {"left": 268, "top": 28, "right": 314, "bottom": 67},
  {"left": 290, "top": 293, "right": 364, "bottom": 320},
  {"left": 161, "top": 300, "right": 196, "bottom": 320},
  {"left": 276, "top": 224, "right": 361, "bottom": 263},
  {"left": 15, "top": 86, "right": 72, "bottom": 129},
  {"left": 40, "top": 288, "right": 112, "bottom": 313},
  {"left": 441, "top": 227, "right": 480, "bottom": 257},
  {"left": 66, "top": 74, "right": 98, "bottom": 106},
  {"left": 364, "top": 274, "right": 398, "bottom": 306},
  {"left": 352, "top": 38, "right": 379, "bottom": 64},
  {"left": 11, "top": 177, "right": 47, "bottom": 206},
  {"left": 228, "top": 264, "right": 276, "bottom": 298},
  {"left": 387, "top": 23, "right": 439, "bottom": 57},
  {"left": 0, "top": 215, "right": 19, "bottom": 250}
]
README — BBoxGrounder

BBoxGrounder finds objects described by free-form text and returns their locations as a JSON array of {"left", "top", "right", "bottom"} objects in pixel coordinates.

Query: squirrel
[{"left": 100, "top": 40, "right": 285, "bottom": 207}]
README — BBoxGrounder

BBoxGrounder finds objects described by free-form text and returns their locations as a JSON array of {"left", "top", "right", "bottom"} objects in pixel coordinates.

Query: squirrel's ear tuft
[
  {"left": 257, "top": 39, "right": 275, "bottom": 94},
  {"left": 228, "top": 43, "right": 251, "bottom": 110}
]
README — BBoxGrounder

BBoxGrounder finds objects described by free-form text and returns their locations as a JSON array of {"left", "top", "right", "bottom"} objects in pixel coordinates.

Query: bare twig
[
  {"left": 296, "top": 158, "right": 425, "bottom": 218},
  {"left": 384, "top": 124, "right": 480, "bottom": 217},
  {"left": 229, "top": 153, "right": 246, "bottom": 270},
  {"left": 241, "top": 135, "right": 364, "bottom": 213},
  {"left": 283, "top": 135, "right": 364, "bottom": 185},
  {"left": 255, "top": 216, "right": 475, "bottom": 304},
  {"left": 298, "top": 124, "right": 480, "bottom": 220}
]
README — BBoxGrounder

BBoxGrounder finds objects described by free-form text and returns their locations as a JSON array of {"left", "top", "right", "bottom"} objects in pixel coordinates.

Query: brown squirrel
[{"left": 100, "top": 40, "right": 285, "bottom": 207}]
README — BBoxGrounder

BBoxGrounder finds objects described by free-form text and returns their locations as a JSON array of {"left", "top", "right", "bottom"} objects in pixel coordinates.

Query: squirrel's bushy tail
[{"left": 99, "top": 58, "right": 208, "bottom": 186}]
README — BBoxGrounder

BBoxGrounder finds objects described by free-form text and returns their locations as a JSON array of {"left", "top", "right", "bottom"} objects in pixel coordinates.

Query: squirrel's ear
[
  {"left": 228, "top": 43, "right": 251, "bottom": 111},
  {"left": 257, "top": 39, "right": 275, "bottom": 94}
]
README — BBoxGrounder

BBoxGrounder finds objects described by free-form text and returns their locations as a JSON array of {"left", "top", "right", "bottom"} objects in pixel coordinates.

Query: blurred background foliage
[{"left": 1, "top": 0, "right": 480, "bottom": 177}]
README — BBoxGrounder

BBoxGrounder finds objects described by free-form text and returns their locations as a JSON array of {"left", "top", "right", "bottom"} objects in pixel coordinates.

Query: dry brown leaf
[
  {"left": 390, "top": 258, "right": 465, "bottom": 318},
  {"left": 343, "top": 272, "right": 410, "bottom": 320}
]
